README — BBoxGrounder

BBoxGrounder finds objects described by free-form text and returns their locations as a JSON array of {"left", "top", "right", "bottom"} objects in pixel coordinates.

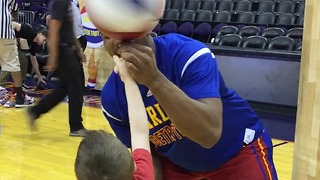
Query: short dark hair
[
  {"left": 75, "top": 130, "right": 134, "bottom": 180},
  {"left": 38, "top": 28, "right": 48, "bottom": 38}
]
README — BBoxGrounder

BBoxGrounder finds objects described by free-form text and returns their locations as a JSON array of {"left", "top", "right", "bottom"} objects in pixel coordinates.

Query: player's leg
[
  {"left": 152, "top": 151, "right": 206, "bottom": 180},
  {"left": 205, "top": 129, "right": 278, "bottom": 180},
  {"left": 152, "top": 152, "right": 163, "bottom": 180},
  {"left": 59, "top": 46, "right": 85, "bottom": 135},
  {"left": 0, "top": 70, "right": 10, "bottom": 87},
  {"left": 0, "top": 39, "right": 25, "bottom": 107},
  {"left": 18, "top": 49, "right": 28, "bottom": 83}
]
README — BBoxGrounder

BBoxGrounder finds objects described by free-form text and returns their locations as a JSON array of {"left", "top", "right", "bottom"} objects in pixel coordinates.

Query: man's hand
[
  {"left": 78, "top": 50, "right": 87, "bottom": 63},
  {"left": 116, "top": 43, "right": 161, "bottom": 87},
  {"left": 37, "top": 78, "right": 47, "bottom": 85}
]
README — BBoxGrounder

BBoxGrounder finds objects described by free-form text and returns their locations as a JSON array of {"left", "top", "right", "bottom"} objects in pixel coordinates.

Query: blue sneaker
[
  {"left": 4, "top": 93, "right": 16, "bottom": 108},
  {"left": 0, "top": 91, "right": 13, "bottom": 106},
  {"left": 0, "top": 89, "right": 7, "bottom": 99}
]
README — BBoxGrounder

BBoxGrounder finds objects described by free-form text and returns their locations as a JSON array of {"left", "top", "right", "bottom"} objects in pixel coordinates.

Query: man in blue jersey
[{"left": 101, "top": 33, "right": 278, "bottom": 179}]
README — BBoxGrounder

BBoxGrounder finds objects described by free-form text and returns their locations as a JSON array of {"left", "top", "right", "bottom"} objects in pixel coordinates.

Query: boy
[{"left": 75, "top": 56, "right": 154, "bottom": 180}]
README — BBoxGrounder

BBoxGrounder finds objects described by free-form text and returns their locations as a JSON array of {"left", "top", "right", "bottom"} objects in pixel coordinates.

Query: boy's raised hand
[{"left": 113, "top": 55, "right": 134, "bottom": 83}]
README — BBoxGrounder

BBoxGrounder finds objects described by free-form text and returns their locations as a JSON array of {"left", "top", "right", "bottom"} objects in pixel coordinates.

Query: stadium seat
[
  {"left": 196, "top": 10, "right": 213, "bottom": 21},
  {"left": 180, "top": 10, "right": 196, "bottom": 21},
  {"left": 218, "top": 34, "right": 243, "bottom": 47},
  {"left": 256, "top": 12, "right": 275, "bottom": 24},
  {"left": 262, "top": 27, "right": 285, "bottom": 39},
  {"left": 185, "top": 0, "right": 201, "bottom": 11},
  {"left": 294, "top": 41, "right": 302, "bottom": 51},
  {"left": 237, "top": 11, "right": 255, "bottom": 23},
  {"left": 286, "top": 27, "right": 303, "bottom": 40},
  {"left": 152, "top": 23, "right": 161, "bottom": 35},
  {"left": 213, "top": 11, "right": 231, "bottom": 22},
  {"left": 160, "top": 21, "right": 178, "bottom": 35},
  {"left": 177, "top": 22, "right": 194, "bottom": 37},
  {"left": 234, "top": 0, "right": 252, "bottom": 13},
  {"left": 242, "top": 35, "right": 268, "bottom": 49},
  {"left": 297, "top": 15, "right": 304, "bottom": 25},
  {"left": 213, "top": 25, "right": 238, "bottom": 44},
  {"left": 238, "top": 26, "right": 261, "bottom": 38},
  {"left": 267, "top": 36, "right": 295, "bottom": 51},
  {"left": 192, "top": 23, "right": 212, "bottom": 43},
  {"left": 200, "top": 0, "right": 217, "bottom": 11},
  {"left": 164, "top": 9, "right": 180, "bottom": 20},
  {"left": 216, "top": 0, "right": 234, "bottom": 11},
  {"left": 171, "top": 0, "right": 187, "bottom": 10},
  {"left": 296, "top": 2, "right": 305, "bottom": 14},
  {"left": 275, "top": 1, "right": 295, "bottom": 13},
  {"left": 165, "top": 0, "right": 172, "bottom": 10},
  {"left": 276, "top": 13, "right": 295, "bottom": 25},
  {"left": 257, "top": 1, "right": 275, "bottom": 12}
]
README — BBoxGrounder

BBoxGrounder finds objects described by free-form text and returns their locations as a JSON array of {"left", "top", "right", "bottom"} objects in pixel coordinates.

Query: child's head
[{"left": 75, "top": 130, "right": 135, "bottom": 180}]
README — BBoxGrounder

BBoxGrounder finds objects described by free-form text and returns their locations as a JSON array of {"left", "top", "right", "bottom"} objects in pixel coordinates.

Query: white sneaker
[{"left": 15, "top": 94, "right": 36, "bottom": 108}]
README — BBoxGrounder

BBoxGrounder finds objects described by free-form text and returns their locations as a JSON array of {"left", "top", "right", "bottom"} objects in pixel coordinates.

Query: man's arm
[
  {"left": 149, "top": 75, "right": 222, "bottom": 148},
  {"left": 29, "top": 55, "right": 45, "bottom": 83},
  {"left": 117, "top": 44, "right": 222, "bottom": 149},
  {"left": 11, "top": 21, "right": 21, "bottom": 31},
  {"left": 74, "top": 36, "right": 86, "bottom": 63},
  {"left": 45, "top": 19, "right": 62, "bottom": 71}
]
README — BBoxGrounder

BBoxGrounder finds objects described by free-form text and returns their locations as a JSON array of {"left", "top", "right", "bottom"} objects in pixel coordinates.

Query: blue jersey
[{"left": 101, "top": 34, "right": 265, "bottom": 172}]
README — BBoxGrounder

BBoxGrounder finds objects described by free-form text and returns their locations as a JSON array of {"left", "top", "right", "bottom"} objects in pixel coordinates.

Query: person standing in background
[
  {"left": 0, "top": 0, "right": 33, "bottom": 108},
  {"left": 71, "top": 0, "right": 87, "bottom": 51},
  {"left": 0, "top": 22, "right": 48, "bottom": 89},
  {"left": 27, "top": 0, "right": 88, "bottom": 137}
]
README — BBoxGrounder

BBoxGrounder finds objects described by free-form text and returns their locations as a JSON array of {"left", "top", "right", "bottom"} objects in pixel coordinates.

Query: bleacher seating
[
  {"left": 16, "top": 0, "right": 305, "bottom": 79},
  {"left": 156, "top": 0, "right": 305, "bottom": 58}
]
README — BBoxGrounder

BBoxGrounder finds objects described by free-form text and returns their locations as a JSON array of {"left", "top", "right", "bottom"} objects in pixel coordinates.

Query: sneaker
[
  {"left": 15, "top": 94, "right": 36, "bottom": 108},
  {"left": 0, "top": 91, "right": 13, "bottom": 106},
  {"left": 69, "top": 128, "right": 88, "bottom": 137},
  {"left": 0, "top": 89, "right": 7, "bottom": 99},
  {"left": 22, "top": 83, "right": 31, "bottom": 90},
  {"left": 26, "top": 106, "right": 38, "bottom": 130},
  {"left": 4, "top": 93, "right": 16, "bottom": 108}
]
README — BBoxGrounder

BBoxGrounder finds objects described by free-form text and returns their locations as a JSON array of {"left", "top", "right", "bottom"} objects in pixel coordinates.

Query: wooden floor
[{"left": 0, "top": 102, "right": 293, "bottom": 180}]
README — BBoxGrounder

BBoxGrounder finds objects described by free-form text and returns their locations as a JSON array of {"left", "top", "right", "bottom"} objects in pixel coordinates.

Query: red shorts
[{"left": 160, "top": 132, "right": 278, "bottom": 180}]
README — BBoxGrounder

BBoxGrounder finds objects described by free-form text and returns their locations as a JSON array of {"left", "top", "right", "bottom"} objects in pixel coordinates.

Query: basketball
[{"left": 83, "top": 0, "right": 166, "bottom": 40}]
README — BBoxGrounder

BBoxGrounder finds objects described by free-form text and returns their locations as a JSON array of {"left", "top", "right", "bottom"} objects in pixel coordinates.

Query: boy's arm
[
  {"left": 125, "top": 80, "right": 150, "bottom": 152},
  {"left": 113, "top": 55, "right": 150, "bottom": 152},
  {"left": 114, "top": 55, "right": 154, "bottom": 179}
]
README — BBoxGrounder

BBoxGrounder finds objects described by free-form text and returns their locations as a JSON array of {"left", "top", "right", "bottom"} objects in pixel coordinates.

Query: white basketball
[{"left": 83, "top": 0, "right": 165, "bottom": 40}]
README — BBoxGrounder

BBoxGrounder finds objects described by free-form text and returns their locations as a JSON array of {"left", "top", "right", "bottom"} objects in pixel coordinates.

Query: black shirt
[
  {"left": 15, "top": 23, "right": 38, "bottom": 56},
  {"left": 49, "top": 0, "right": 75, "bottom": 45}
]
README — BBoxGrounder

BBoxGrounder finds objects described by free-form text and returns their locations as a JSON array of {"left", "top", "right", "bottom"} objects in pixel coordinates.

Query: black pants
[
  {"left": 31, "top": 45, "right": 84, "bottom": 131},
  {"left": 77, "top": 35, "right": 87, "bottom": 91},
  {"left": 78, "top": 35, "right": 87, "bottom": 51}
]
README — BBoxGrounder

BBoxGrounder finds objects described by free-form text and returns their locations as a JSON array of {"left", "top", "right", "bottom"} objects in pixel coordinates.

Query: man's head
[
  {"left": 75, "top": 130, "right": 135, "bottom": 180},
  {"left": 102, "top": 34, "right": 155, "bottom": 57},
  {"left": 35, "top": 29, "right": 48, "bottom": 45}
]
